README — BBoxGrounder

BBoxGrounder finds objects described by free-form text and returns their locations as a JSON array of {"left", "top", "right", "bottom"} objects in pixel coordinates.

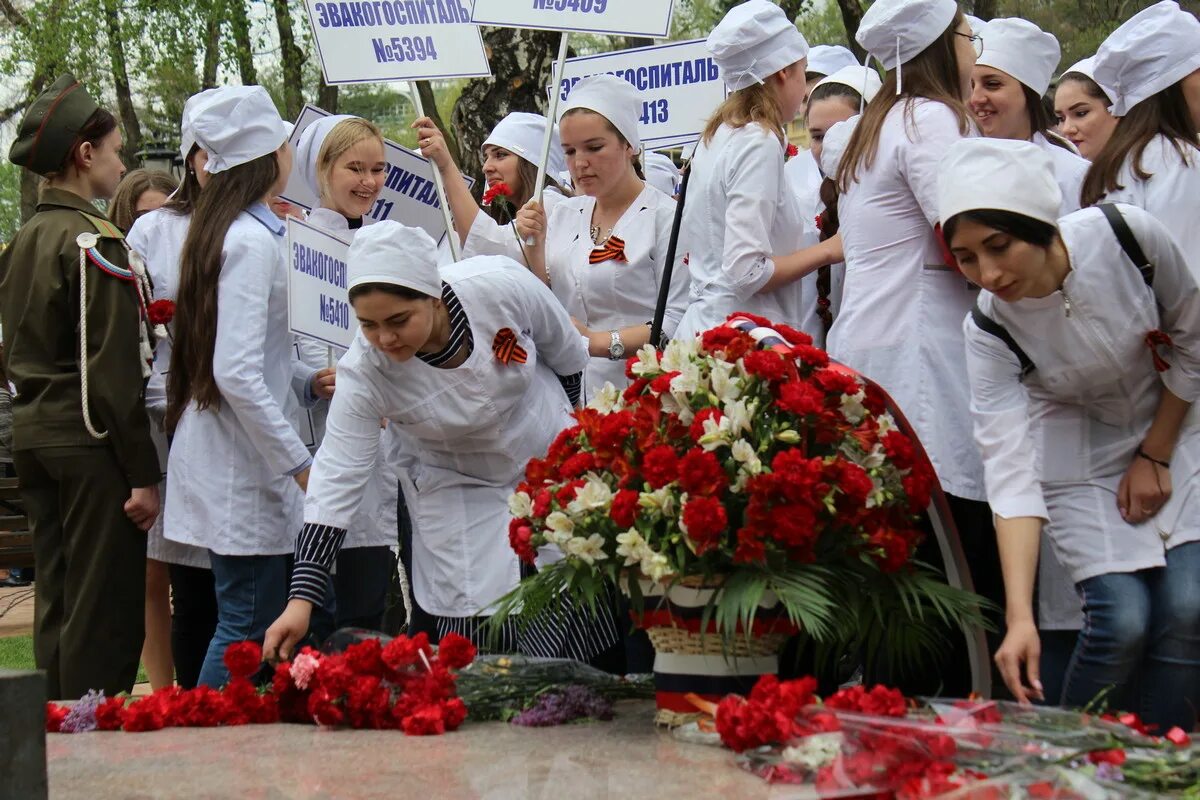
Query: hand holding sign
[{"left": 411, "top": 117, "right": 452, "bottom": 172}]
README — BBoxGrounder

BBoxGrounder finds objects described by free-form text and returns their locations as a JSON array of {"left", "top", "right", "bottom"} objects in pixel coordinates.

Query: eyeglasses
[{"left": 956, "top": 31, "right": 984, "bottom": 58}]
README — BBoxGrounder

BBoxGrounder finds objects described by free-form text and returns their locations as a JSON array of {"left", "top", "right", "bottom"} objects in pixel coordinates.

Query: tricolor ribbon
[
  {"left": 492, "top": 328, "right": 527, "bottom": 366},
  {"left": 588, "top": 235, "right": 628, "bottom": 265},
  {"left": 1145, "top": 329, "right": 1173, "bottom": 372}
]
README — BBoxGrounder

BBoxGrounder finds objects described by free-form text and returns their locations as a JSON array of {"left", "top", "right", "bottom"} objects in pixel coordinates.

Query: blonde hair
[
  {"left": 700, "top": 74, "right": 791, "bottom": 147},
  {"left": 316, "top": 117, "right": 385, "bottom": 201}
]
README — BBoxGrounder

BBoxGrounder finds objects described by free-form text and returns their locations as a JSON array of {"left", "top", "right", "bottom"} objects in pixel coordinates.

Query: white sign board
[
  {"left": 553, "top": 39, "right": 725, "bottom": 150},
  {"left": 287, "top": 218, "right": 355, "bottom": 350},
  {"left": 280, "top": 105, "right": 474, "bottom": 245},
  {"left": 302, "top": 0, "right": 490, "bottom": 84},
  {"left": 470, "top": 0, "right": 673, "bottom": 38}
]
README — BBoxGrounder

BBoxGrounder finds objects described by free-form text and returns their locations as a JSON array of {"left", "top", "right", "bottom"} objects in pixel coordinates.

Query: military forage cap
[{"left": 9, "top": 73, "right": 101, "bottom": 177}]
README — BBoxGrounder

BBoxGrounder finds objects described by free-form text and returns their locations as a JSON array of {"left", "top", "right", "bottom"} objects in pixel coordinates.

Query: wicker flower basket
[{"left": 623, "top": 575, "right": 797, "bottom": 728}]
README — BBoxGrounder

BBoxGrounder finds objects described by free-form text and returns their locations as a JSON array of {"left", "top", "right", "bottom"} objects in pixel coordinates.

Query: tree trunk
[
  {"left": 415, "top": 81, "right": 459, "bottom": 166},
  {"left": 316, "top": 80, "right": 338, "bottom": 115},
  {"left": 834, "top": 0, "right": 867, "bottom": 61},
  {"left": 229, "top": 0, "right": 258, "bottom": 85},
  {"left": 970, "top": 0, "right": 998, "bottom": 20},
  {"left": 450, "top": 27, "right": 561, "bottom": 198},
  {"left": 271, "top": 0, "right": 304, "bottom": 119},
  {"left": 202, "top": 0, "right": 223, "bottom": 89},
  {"left": 778, "top": 0, "right": 811, "bottom": 21},
  {"left": 623, "top": 36, "right": 653, "bottom": 49},
  {"left": 102, "top": 0, "right": 142, "bottom": 169}
]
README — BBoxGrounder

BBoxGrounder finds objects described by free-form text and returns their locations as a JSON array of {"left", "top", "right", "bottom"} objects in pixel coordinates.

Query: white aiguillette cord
[{"left": 77, "top": 232, "right": 109, "bottom": 440}]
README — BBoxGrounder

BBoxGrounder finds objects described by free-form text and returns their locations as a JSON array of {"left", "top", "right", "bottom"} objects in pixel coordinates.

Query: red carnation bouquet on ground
[
  {"left": 495, "top": 313, "right": 982, "bottom": 670},
  {"left": 47, "top": 634, "right": 477, "bottom": 735}
]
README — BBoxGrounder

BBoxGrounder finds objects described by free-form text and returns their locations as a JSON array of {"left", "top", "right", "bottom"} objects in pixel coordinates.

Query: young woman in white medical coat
[
  {"left": 126, "top": 90, "right": 220, "bottom": 689},
  {"left": 1053, "top": 58, "right": 1119, "bottom": 162},
  {"left": 969, "top": 18, "right": 1089, "bottom": 216},
  {"left": 833, "top": 0, "right": 1000, "bottom": 695},
  {"left": 164, "top": 87, "right": 314, "bottom": 688},
  {"left": 413, "top": 112, "right": 569, "bottom": 264},
  {"left": 947, "top": 138, "right": 1200, "bottom": 731},
  {"left": 290, "top": 114, "right": 401, "bottom": 636},
  {"left": 513, "top": 75, "right": 688, "bottom": 402},
  {"left": 1087, "top": 1, "right": 1200, "bottom": 280},
  {"left": 263, "top": 222, "right": 618, "bottom": 664}
]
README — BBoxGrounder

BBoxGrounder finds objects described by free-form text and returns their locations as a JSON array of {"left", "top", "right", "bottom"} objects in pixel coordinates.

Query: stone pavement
[{"left": 47, "top": 701, "right": 802, "bottom": 800}]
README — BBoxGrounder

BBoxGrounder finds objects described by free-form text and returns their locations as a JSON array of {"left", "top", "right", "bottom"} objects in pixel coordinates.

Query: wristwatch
[{"left": 607, "top": 329, "right": 625, "bottom": 360}]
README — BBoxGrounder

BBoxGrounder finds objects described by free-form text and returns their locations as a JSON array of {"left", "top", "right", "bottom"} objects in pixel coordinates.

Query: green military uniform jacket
[{"left": 0, "top": 187, "right": 160, "bottom": 488}]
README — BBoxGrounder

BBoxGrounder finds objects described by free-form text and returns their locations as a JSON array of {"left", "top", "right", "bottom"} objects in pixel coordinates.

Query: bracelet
[{"left": 1136, "top": 445, "right": 1170, "bottom": 469}]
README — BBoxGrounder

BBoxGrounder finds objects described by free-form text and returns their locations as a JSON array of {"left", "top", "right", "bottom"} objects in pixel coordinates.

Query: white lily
[
  {"left": 630, "top": 344, "right": 660, "bottom": 377},
  {"left": 642, "top": 550, "right": 676, "bottom": 582},
  {"left": 698, "top": 414, "right": 735, "bottom": 451},
  {"left": 545, "top": 511, "right": 575, "bottom": 537},
  {"left": 565, "top": 533, "right": 609, "bottom": 565},
  {"left": 731, "top": 439, "right": 762, "bottom": 473},
  {"left": 877, "top": 412, "right": 897, "bottom": 436},
  {"left": 507, "top": 491, "right": 533, "bottom": 519},
  {"left": 723, "top": 398, "right": 755, "bottom": 435},
  {"left": 638, "top": 487, "right": 677, "bottom": 517},
  {"left": 660, "top": 336, "right": 698, "bottom": 373},
  {"left": 708, "top": 359, "right": 742, "bottom": 405},
  {"left": 566, "top": 474, "right": 613, "bottom": 515},
  {"left": 840, "top": 389, "right": 868, "bottom": 425},
  {"left": 587, "top": 382, "right": 622, "bottom": 413},
  {"left": 615, "top": 528, "right": 648, "bottom": 566}
]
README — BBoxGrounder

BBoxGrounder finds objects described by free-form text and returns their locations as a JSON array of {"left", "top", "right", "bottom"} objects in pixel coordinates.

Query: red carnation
[
  {"left": 344, "top": 638, "right": 386, "bottom": 678},
  {"left": 678, "top": 448, "right": 727, "bottom": 496},
  {"left": 649, "top": 370, "right": 680, "bottom": 395},
  {"left": 610, "top": 488, "right": 640, "bottom": 528},
  {"left": 45, "top": 703, "right": 69, "bottom": 733},
  {"left": 382, "top": 632, "right": 432, "bottom": 672},
  {"left": 688, "top": 406, "right": 724, "bottom": 442},
  {"left": 792, "top": 343, "right": 830, "bottom": 368},
  {"left": 836, "top": 460, "right": 874, "bottom": 504},
  {"left": 481, "top": 181, "right": 513, "bottom": 208},
  {"left": 122, "top": 694, "right": 167, "bottom": 732},
  {"left": 727, "top": 311, "right": 774, "bottom": 328},
  {"left": 147, "top": 298, "right": 175, "bottom": 325},
  {"left": 882, "top": 430, "right": 916, "bottom": 470},
  {"left": 785, "top": 143, "right": 799, "bottom": 159},
  {"left": 435, "top": 632, "right": 477, "bottom": 670},
  {"left": 1088, "top": 748, "right": 1127, "bottom": 766},
  {"left": 813, "top": 367, "right": 859, "bottom": 396},
  {"left": 641, "top": 445, "right": 679, "bottom": 489},
  {"left": 223, "top": 640, "right": 262, "bottom": 680},
  {"left": 681, "top": 495, "right": 728, "bottom": 552},
  {"left": 531, "top": 489, "right": 552, "bottom": 518},
  {"left": 773, "top": 323, "right": 814, "bottom": 347},
  {"left": 508, "top": 518, "right": 537, "bottom": 564},
  {"left": 777, "top": 380, "right": 827, "bottom": 417},
  {"left": 95, "top": 696, "right": 127, "bottom": 730},
  {"left": 701, "top": 326, "right": 756, "bottom": 361},
  {"left": 743, "top": 350, "right": 787, "bottom": 383},
  {"left": 559, "top": 451, "right": 596, "bottom": 479}
]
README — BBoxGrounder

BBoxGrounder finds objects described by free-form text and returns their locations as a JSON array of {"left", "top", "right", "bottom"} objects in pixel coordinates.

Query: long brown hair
[
  {"left": 165, "top": 144, "right": 204, "bottom": 216},
  {"left": 166, "top": 152, "right": 281, "bottom": 431},
  {"left": 1025, "top": 85, "right": 1073, "bottom": 152},
  {"left": 837, "top": 11, "right": 973, "bottom": 191},
  {"left": 1080, "top": 82, "right": 1198, "bottom": 207},
  {"left": 701, "top": 76, "right": 790, "bottom": 147}
]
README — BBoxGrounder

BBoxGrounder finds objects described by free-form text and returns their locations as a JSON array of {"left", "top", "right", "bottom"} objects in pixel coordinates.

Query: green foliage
[{"left": 0, "top": 162, "right": 22, "bottom": 244}]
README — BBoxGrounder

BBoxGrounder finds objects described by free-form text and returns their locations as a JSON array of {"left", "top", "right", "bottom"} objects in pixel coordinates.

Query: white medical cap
[
  {"left": 295, "top": 114, "right": 357, "bottom": 196},
  {"left": 1092, "top": 0, "right": 1200, "bottom": 117},
  {"left": 482, "top": 112, "right": 566, "bottom": 182},
  {"left": 812, "top": 65, "right": 884, "bottom": 104},
  {"left": 976, "top": 18, "right": 1061, "bottom": 96},
  {"left": 938, "top": 138, "right": 1062, "bottom": 227},
  {"left": 192, "top": 86, "right": 288, "bottom": 175},
  {"left": 179, "top": 88, "right": 223, "bottom": 160},
  {"left": 559, "top": 74, "right": 643, "bottom": 154},
  {"left": 707, "top": 0, "right": 810, "bottom": 92},
  {"left": 644, "top": 152, "right": 679, "bottom": 196},
  {"left": 1059, "top": 57, "right": 1116, "bottom": 106},
  {"left": 855, "top": 0, "right": 958, "bottom": 71},
  {"left": 807, "top": 45, "right": 859, "bottom": 77},
  {"left": 819, "top": 114, "right": 860, "bottom": 178},
  {"left": 347, "top": 221, "right": 442, "bottom": 298}
]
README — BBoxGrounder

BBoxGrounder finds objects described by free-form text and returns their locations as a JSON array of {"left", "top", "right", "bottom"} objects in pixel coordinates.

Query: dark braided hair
[{"left": 814, "top": 176, "right": 842, "bottom": 336}]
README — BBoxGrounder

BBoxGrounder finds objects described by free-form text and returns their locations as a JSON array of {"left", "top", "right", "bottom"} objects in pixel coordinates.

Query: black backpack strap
[
  {"left": 971, "top": 302, "right": 1035, "bottom": 380},
  {"left": 1098, "top": 203, "right": 1154, "bottom": 288}
]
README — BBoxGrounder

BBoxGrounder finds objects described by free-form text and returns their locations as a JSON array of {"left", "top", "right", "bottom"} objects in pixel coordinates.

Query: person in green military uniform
[{"left": 0, "top": 74, "right": 161, "bottom": 699}]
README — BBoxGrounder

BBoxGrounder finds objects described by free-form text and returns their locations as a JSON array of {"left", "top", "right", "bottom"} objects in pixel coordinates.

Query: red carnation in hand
[
  {"left": 435, "top": 632, "right": 477, "bottom": 670},
  {"left": 785, "top": 143, "right": 799, "bottom": 159},
  {"left": 223, "top": 640, "right": 262, "bottom": 680},
  {"left": 147, "top": 298, "right": 175, "bottom": 325},
  {"left": 481, "top": 181, "right": 513, "bottom": 208}
]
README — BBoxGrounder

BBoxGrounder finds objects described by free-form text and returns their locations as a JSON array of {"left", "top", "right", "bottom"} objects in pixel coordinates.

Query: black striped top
[{"left": 417, "top": 283, "right": 472, "bottom": 367}]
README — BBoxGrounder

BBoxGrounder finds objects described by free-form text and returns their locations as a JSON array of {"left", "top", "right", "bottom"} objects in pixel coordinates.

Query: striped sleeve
[
  {"left": 557, "top": 372, "right": 583, "bottom": 407},
  {"left": 289, "top": 522, "right": 346, "bottom": 605}
]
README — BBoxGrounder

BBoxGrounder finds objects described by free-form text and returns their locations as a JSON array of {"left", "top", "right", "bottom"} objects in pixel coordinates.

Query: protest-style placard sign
[
  {"left": 469, "top": 0, "right": 674, "bottom": 37},
  {"left": 287, "top": 218, "right": 355, "bottom": 350},
  {"left": 301, "top": 0, "right": 490, "bottom": 84},
  {"left": 552, "top": 39, "right": 725, "bottom": 150},
  {"left": 279, "top": 105, "right": 473, "bottom": 246}
]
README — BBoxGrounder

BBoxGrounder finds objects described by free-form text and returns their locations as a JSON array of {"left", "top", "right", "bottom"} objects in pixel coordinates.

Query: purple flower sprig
[
  {"left": 510, "top": 685, "right": 614, "bottom": 727},
  {"left": 60, "top": 689, "right": 106, "bottom": 733}
]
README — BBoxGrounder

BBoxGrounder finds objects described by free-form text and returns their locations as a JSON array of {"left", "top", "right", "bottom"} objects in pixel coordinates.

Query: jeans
[
  {"left": 1061, "top": 541, "right": 1200, "bottom": 732},
  {"left": 197, "top": 552, "right": 290, "bottom": 688}
]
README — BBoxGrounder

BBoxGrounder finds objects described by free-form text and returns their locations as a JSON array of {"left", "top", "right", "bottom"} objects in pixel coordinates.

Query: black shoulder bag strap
[
  {"left": 1097, "top": 203, "right": 1155, "bottom": 289},
  {"left": 970, "top": 303, "right": 1035, "bottom": 380}
]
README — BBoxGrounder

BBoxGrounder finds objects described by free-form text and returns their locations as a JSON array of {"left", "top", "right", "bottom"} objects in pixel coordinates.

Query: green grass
[{"left": 0, "top": 634, "right": 149, "bottom": 686}]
